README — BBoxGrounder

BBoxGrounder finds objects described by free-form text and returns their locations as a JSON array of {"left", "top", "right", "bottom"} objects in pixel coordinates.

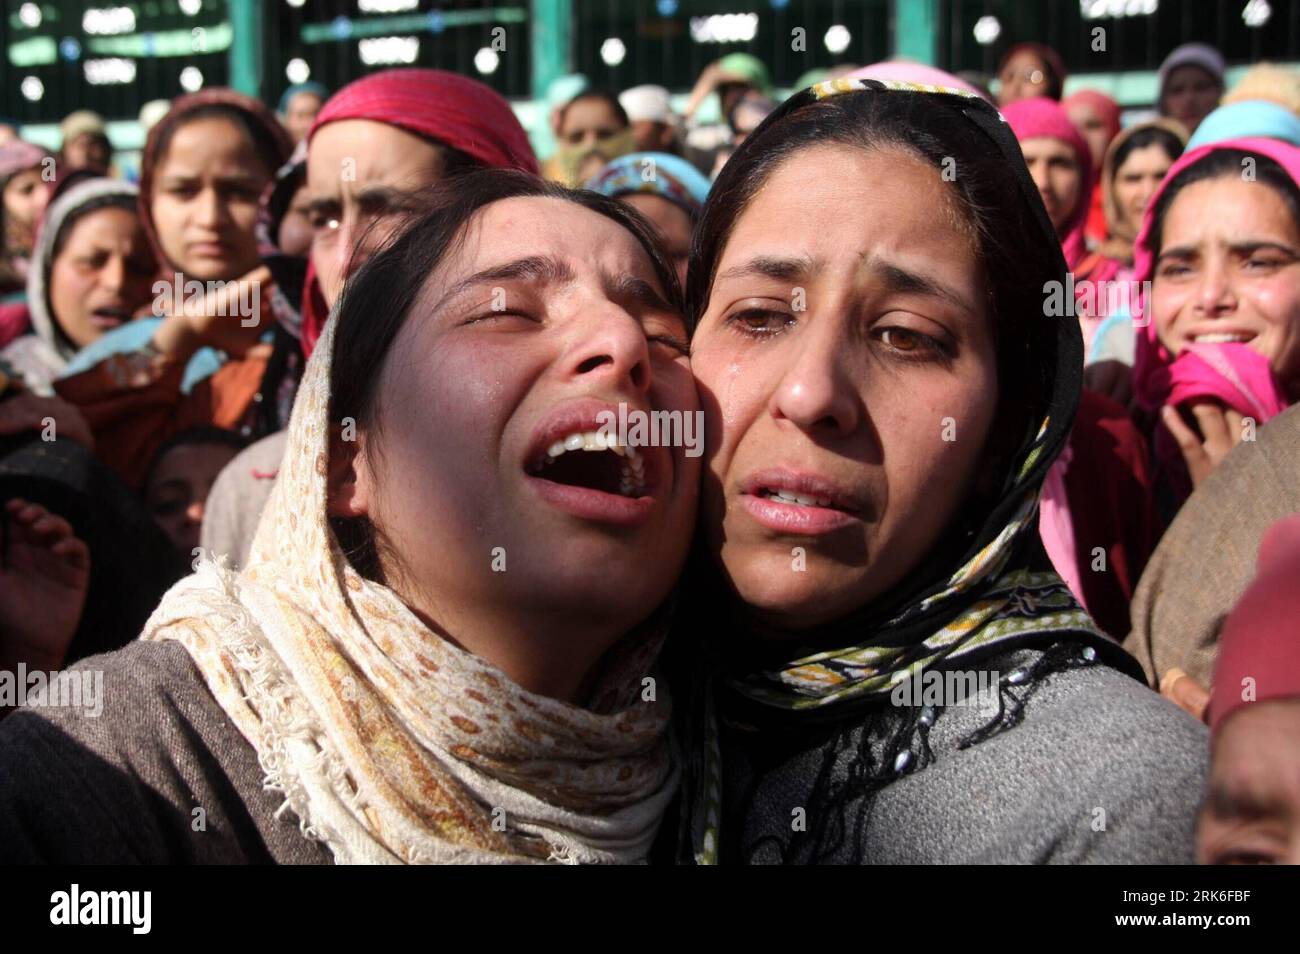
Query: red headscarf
[
  {"left": 299, "top": 68, "right": 539, "bottom": 356},
  {"left": 1003, "top": 96, "right": 1094, "bottom": 270},
  {"left": 1209, "top": 514, "right": 1300, "bottom": 734},
  {"left": 137, "top": 89, "right": 293, "bottom": 272}
]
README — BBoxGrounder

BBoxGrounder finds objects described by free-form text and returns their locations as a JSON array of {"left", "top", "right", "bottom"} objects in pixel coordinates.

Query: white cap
[
  {"left": 619, "top": 84, "right": 673, "bottom": 124},
  {"left": 138, "top": 99, "right": 173, "bottom": 134}
]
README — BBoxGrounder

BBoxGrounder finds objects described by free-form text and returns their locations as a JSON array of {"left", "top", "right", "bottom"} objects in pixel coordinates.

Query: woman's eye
[
  {"left": 465, "top": 310, "right": 538, "bottom": 326},
  {"left": 876, "top": 326, "right": 942, "bottom": 357},
  {"left": 727, "top": 308, "right": 793, "bottom": 337},
  {"left": 151, "top": 500, "right": 185, "bottom": 519},
  {"left": 648, "top": 333, "right": 689, "bottom": 355},
  {"left": 1217, "top": 850, "right": 1278, "bottom": 865}
]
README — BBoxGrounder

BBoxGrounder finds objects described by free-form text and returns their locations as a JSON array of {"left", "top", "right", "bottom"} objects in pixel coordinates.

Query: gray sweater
[
  {"left": 720, "top": 647, "right": 1208, "bottom": 864},
  {"left": 0, "top": 642, "right": 1207, "bottom": 864},
  {"left": 0, "top": 641, "right": 330, "bottom": 863}
]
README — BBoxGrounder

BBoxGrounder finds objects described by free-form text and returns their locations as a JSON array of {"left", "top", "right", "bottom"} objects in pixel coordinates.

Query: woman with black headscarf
[{"left": 673, "top": 76, "right": 1207, "bottom": 864}]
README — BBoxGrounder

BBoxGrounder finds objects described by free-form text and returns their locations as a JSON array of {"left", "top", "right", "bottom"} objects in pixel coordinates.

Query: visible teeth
[
  {"left": 1194, "top": 332, "right": 1252, "bottom": 344},
  {"left": 768, "top": 489, "right": 830, "bottom": 507},
  {"left": 617, "top": 456, "right": 646, "bottom": 498},
  {"left": 545, "top": 430, "right": 633, "bottom": 459}
]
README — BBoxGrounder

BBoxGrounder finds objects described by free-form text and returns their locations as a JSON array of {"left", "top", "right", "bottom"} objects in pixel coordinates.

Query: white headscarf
[{"left": 1, "top": 177, "right": 139, "bottom": 394}]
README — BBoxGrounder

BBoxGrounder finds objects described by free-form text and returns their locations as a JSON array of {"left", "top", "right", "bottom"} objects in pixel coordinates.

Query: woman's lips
[
  {"left": 88, "top": 307, "right": 129, "bottom": 330},
  {"left": 525, "top": 474, "right": 657, "bottom": 528},
  {"left": 187, "top": 241, "right": 233, "bottom": 257},
  {"left": 737, "top": 468, "right": 867, "bottom": 536},
  {"left": 740, "top": 492, "right": 862, "bottom": 535}
]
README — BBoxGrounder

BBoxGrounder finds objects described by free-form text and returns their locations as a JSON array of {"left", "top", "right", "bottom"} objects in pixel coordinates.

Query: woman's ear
[{"left": 326, "top": 425, "right": 373, "bottom": 518}]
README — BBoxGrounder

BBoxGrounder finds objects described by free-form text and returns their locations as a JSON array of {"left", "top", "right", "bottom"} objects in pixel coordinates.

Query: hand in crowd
[
  {"left": 0, "top": 499, "right": 90, "bottom": 675},
  {"left": 0, "top": 391, "right": 94, "bottom": 450},
  {"left": 1160, "top": 667, "right": 1211, "bottom": 723},
  {"left": 683, "top": 62, "right": 750, "bottom": 119},
  {"left": 151, "top": 264, "right": 273, "bottom": 363},
  {"left": 1160, "top": 399, "right": 1245, "bottom": 489}
]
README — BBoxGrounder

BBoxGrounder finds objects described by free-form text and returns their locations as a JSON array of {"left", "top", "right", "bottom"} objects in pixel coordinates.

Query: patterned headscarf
[
  {"left": 680, "top": 77, "right": 1139, "bottom": 862},
  {"left": 584, "top": 152, "right": 712, "bottom": 220},
  {"left": 141, "top": 299, "right": 677, "bottom": 864}
]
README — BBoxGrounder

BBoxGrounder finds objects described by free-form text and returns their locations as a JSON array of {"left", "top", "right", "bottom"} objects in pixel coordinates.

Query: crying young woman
[
  {"left": 669, "top": 79, "right": 1207, "bottom": 865},
  {"left": 0, "top": 172, "right": 699, "bottom": 864}
]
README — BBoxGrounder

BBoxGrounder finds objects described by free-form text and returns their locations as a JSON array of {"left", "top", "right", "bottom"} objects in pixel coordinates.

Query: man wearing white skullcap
[{"left": 619, "top": 84, "right": 678, "bottom": 153}]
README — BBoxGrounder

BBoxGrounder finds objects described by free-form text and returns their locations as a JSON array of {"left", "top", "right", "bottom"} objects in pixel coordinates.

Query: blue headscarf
[
  {"left": 277, "top": 82, "right": 328, "bottom": 115},
  {"left": 584, "top": 152, "right": 712, "bottom": 220},
  {"left": 1187, "top": 99, "right": 1300, "bottom": 150}
]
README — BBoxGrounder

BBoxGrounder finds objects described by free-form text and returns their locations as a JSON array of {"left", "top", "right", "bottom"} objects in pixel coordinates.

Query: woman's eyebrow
[
  {"left": 303, "top": 196, "right": 341, "bottom": 217},
  {"left": 1159, "top": 240, "right": 1300, "bottom": 263},
  {"left": 1207, "top": 781, "right": 1288, "bottom": 820},
  {"left": 1228, "top": 240, "right": 1300, "bottom": 258},
  {"left": 864, "top": 257, "right": 976, "bottom": 316},
  {"left": 1157, "top": 244, "right": 1198, "bottom": 262},
  {"left": 716, "top": 254, "right": 818, "bottom": 284},
  {"left": 433, "top": 255, "right": 577, "bottom": 310},
  {"left": 604, "top": 273, "right": 676, "bottom": 314}
]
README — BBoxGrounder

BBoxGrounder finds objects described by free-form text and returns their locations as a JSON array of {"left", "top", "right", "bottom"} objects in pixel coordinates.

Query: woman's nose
[
  {"left": 565, "top": 309, "right": 652, "bottom": 396},
  {"left": 769, "top": 329, "right": 860, "bottom": 436}
]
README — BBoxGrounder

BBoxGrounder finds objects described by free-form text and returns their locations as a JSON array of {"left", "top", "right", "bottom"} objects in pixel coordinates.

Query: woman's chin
[{"left": 725, "top": 561, "right": 875, "bottom": 634}]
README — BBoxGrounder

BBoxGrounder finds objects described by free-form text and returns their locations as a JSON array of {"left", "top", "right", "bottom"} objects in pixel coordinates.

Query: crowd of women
[{"left": 0, "top": 37, "right": 1297, "bottom": 865}]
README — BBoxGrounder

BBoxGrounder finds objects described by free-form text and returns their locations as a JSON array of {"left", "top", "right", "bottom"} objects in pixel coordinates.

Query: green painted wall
[
  {"left": 228, "top": 0, "right": 264, "bottom": 99},
  {"left": 531, "top": 0, "right": 572, "bottom": 101},
  {"left": 894, "top": 0, "right": 939, "bottom": 65}
]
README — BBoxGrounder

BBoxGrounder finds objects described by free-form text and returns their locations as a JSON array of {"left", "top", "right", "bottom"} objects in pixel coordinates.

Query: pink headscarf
[
  {"left": 847, "top": 61, "right": 983, "bottom": 97},
  {"left": 1209, "top": 514, "right": 1300, "bottom": 735},
  {"left": 1132, "top": 137, "right": 1300, "bottom": 436},
  {"left": 1003, "top": 96, "right": 1093, "bottom": 269},
  {"left": 1062, "top": 90, "right": 1122, "bottom": 178},
  {"left": 299, "top": 69, "right": 540, "bottom": 357}
]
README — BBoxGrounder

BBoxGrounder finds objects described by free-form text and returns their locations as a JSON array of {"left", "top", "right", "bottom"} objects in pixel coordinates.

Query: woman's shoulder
[
  {"left": 878, "top": 647, "right": 1206, "bottom": 863},
  {"left": 0, "top": 640, "right": 330, "bottom": 864}
]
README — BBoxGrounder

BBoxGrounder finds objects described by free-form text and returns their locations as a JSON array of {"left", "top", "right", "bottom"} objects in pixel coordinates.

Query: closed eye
[{"left": 648, "top": 333, "right": 689, "bottom": 355}]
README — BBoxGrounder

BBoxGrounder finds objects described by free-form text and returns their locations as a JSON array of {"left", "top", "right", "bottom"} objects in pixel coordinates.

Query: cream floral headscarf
[{"left": 142, "top": 313, "right": 678, "bottom": 864}]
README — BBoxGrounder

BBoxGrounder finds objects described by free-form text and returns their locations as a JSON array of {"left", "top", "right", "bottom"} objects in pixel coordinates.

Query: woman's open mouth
[
  {"left": 523, "top": 408, "right": 665, "bottom": 527},
  {"left": 1189, "top": 331, "right": 1256, "bottom": 345},
  {"left": 527, "top": 429, "right": 647, "bottom": 498},
  {"left": 89, "top": 306, "right": 132, "bottom": 330}
]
